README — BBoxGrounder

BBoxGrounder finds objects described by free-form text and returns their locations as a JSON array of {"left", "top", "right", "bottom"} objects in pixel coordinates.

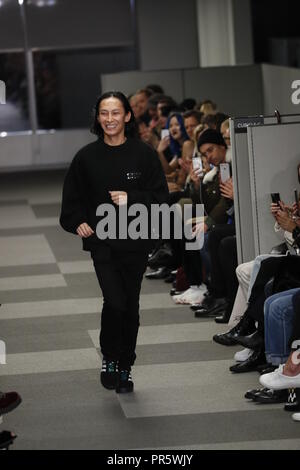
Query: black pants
[
  {"left": 207, "top": 225, "right": 238, "bottom": 312},
  {"left": 91, "top": 249, "right": 148, "bottom": 369}
]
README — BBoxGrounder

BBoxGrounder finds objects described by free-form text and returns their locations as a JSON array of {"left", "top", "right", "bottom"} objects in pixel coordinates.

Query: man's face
[
  {"left": 199, "top": 143, "right": 226, "bottom": 166},
  {"left": 98, "top": 97, "right": 131, "bottom": 139},
  {"left": 135, "top": 92, "right": 148, "bottom": 116},
  {"left": 184, "top": 116, "right": 199, "bottom": 140}
]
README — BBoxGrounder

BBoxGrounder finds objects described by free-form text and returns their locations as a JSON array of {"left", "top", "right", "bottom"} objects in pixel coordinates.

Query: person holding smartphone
[{"left": 60, "top": 91, "right": 168, "bottom": 393}]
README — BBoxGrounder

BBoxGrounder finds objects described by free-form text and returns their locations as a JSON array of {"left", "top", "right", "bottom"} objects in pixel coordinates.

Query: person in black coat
[{"left": 60, "top": 91, "right": 168, "bottom": 393}]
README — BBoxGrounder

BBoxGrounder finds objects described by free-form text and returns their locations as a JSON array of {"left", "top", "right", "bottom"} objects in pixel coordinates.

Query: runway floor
[{"left": 0, "top": 170, "right": 300, "bottom": 450}]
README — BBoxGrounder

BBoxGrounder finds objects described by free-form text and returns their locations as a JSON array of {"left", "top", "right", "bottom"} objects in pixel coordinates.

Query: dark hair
[
  {"left": 179, "top": 98, "right": 196, "bottom": 111},
  {"left": 136, "top": 88, "right": 153, "bottom": 98},
  {"left": 202, "top": 113, "right": 218, "bottom": 128},
  {"left": 214, "top": 112, "right": 229, "bottom": 132},
  {"left": 183, "top": 110, "right": 203, "bottom": 123},
  {"left": 146, "top": 84, "right": 165, "bottom": 94},
  {"left": 90, "top": 91, "right": 138, "bottom": 139},
  {"left": 166, "top": 112, "right": 189, "bottom": 157}
]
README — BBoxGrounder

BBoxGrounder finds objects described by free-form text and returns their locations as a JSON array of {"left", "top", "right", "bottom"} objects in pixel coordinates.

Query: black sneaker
[
  {"left": 116, "top": 369, "right": 134, "bottom": 394},
  {"left": 100, "top": 358, "right": 118, "bottom": 390}
]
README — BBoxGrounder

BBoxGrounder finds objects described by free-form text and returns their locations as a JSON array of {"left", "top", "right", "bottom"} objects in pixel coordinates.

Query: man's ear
[{"left": 125, "top": 112, "right": 131, "bottom": 123}]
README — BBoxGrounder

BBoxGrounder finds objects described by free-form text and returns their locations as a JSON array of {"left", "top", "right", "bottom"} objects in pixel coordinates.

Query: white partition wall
[
  {"left": 248, "top": 122, "right": 300, "bottom": 256},
  {"left": 231, "top": 114, "right": 300, "bottom": 263}
]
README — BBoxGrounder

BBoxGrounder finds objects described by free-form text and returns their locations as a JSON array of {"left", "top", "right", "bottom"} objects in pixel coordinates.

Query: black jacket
[{"left": 60, "top": 137, "right": 169, "bottom": 253}]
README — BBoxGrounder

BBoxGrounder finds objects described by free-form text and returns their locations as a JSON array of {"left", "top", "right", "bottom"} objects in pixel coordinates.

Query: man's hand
[
  {"left": 220, "top": 178, "right": 234, "bottom": 200},
  {"left": 76, "top": 223, "right": 94, "bottom": 238},
  {"left": 109, "top": 191, "right": 128, "bottom": 206},
  {"left": 275, "top": 210, "right": 296, "bottom": 232}
]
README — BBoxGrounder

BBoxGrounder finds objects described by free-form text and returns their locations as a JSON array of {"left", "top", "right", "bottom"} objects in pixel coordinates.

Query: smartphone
[
  {"left": 294, "top": 189, "right": 299, "bottom": 216},
  {"left": 271, "top": 193, "right": 281, "bottom": 205},
  {"left": 161, "top": 129, "right": 170, "bottom": 139},
  {"left": 220, "top": 163, "right": 231, "bottom": 183},
  {"left": 192, "top": 156, "right": 203, "bottom": 172}
]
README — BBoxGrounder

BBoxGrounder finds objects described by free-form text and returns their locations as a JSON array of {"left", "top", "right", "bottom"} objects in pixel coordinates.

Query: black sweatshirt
[{"left": 60, "top": 137, "right": 169, "bottom": 253}]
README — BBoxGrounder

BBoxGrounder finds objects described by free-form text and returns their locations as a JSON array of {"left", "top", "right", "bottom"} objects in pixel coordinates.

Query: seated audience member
[
  {"left": 137, "top": 116, "right": 159, "bottom": 150},
  {"left": 198, "top": 99, "right": 217, "bottom": 116},
  {"left": 192, "top": 178, "right": 237, "bottom": 323},
  {"left": 173, "top": 129, "right": 233, "bottom": 305},
  {"left": 213, "top": 196, "right": 300, "bottom": 372},
  {"left": 157, "top": 112, "right": 189, "bottom": 178},
  {"left": 220, "top": 118, "right": 231, "bottom": 146},
  {"left": 146, "top": 93, "right": 165, "bottom": 131},
  {"left": 129, "top": 94, "right": 139, "bottom": 118},
  {"left": 248, "top": 288, "right": 300, "bottom": 409},
  {"left": 134, "top": 88, "right": 153, "bottom": 119},
  {"left": 202, "top": 112, "right": 229, "bottom": 133}
]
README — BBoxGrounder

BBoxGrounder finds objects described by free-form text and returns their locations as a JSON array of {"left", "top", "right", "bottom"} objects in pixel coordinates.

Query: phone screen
[
  {"left": 192, "top": 156, "right": 202, "bottom": 171},
  {"left": 161, "top": 129, "right": 170, "bottom": 139},
  {"left": 271, "top": 193, "right": 281, "bottom": 205},
  {"left": 220, "top": 163, "right": 230, "bottom": 183}
]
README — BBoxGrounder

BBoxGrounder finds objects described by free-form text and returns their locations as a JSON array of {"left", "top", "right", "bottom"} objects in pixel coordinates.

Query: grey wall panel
[
  {"left": 262, "top": 64, "right": 300, "bottom": 115},
  {"left": 231, "top": 114, "right": 300, "bottom": 264},
  {"left": 26, "top": 0, "right": 134, "bottom": 49},
  {"left": 0, "top": 1, "right": 24, "bottom": 51},
  {"left": 248, "top": 122, "right": 300, "bottom": 256},
  {"left": 101, "top": 70, "right": 184, "bottom": 102},
  {"left": 0, "top": 133, "right": 33, "bottom": 168},
  {"left": 183, "top": 65, "right": 263, "bottom": 116},
  {"left": 136, "top": 0, "right": 199, "bottom": 71}
]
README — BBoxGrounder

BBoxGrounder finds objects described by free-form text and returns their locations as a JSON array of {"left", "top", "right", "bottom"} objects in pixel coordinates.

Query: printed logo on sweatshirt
[{"left": 126, "top": 172, "right": 141, "bottom": 181}]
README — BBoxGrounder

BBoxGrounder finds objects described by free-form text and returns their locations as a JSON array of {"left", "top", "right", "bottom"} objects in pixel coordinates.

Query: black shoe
[
  {"left": 229, "top": 349, "right": 266, "bottom": 373},
  {"left": 244, "top": 387, "right": 269, "bottom": 400},
  {"left": 194, "top": 308, "right": 218, "bottom": 318},
  {"left": 194, "top": 294, "right": 216, "bottom": 310},
  {"left": 256, "top": 362, "right": 273, "bottom": 373},
  {"left": 259, "top": 365, "right": 277, "bottom": 375},
  {"left": 254, "top": 388, "right": 288, "bottom": 404},
  {"left": 145, "top": 267, "right": 170, "bottom": 280},
  {"left": 100, "top": 358, "right": 119, "bottom": 390},
  {"left": 148, "top": 244, "right": 173, "bottom": 269},
  {"left": 116, "top": 369, "right": 134, "bottom": 394},
  {"left": 213, "top": 315, "right": 256, "bottom": 346},
  {"left": 235, "top": 329, "right": 264, "bottom": 351},
  {"left": 0, "top": 391, "right": 22, "bottom": 415},
  {"left": 0, "top": 431, "right": 17, "bottom": 450},
  {"left": 215, "top": 311, "right": 231, "bottom": 324}
]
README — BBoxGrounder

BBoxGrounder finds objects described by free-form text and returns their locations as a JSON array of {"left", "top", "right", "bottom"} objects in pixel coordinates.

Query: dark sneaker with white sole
[
  {"left": 100, "top": 358, "right": 119, "bottom": 390},
  {"left": 116, "top": 369, "right": 134, "bottom": 394}
]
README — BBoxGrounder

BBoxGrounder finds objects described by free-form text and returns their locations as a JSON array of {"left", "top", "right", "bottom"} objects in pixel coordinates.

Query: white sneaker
[
  {"left": 234, "top": 348, "right": 253, "bottom": 362},
  {"left": 174, "top": 286, "right": 206, "bottom": 305},
  {"left": 259, "top": 364, "right": 300, "bottom": 390},
  {"left": 292, "top": 413, "right": 300, "bottom": 422}
]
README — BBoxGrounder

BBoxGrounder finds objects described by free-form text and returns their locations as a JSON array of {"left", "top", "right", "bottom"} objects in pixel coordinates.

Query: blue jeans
[{"left": 264, "top": 288, "right": 300, "bottom": 365}]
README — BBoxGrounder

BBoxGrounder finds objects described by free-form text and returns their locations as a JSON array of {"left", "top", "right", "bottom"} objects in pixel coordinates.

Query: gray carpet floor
[{"left": 0, "top": 170, "right": 300, "bottom": 450}]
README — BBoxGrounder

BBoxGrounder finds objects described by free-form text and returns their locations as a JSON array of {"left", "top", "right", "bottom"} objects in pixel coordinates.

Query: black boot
[{"left": 213, "top": 315, "right": 256, "bottom": 346}]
